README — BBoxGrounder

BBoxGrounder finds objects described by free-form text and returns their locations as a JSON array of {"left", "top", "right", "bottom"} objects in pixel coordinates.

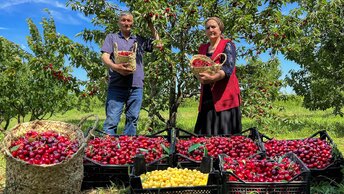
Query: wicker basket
[
  {"left": 114, "top": 42, "right": 137, "bottom": 71},
  {"left": 188, "top": 53, "right": 227, "bottom": 78},
  {"left": 3, "top": 115, "right": 98, "bottom": 194}
]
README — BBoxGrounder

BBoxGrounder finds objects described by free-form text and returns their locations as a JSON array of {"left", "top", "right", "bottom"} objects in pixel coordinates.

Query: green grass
[{"left": 0, "top": 97, "right": 343, "bottom": 193}]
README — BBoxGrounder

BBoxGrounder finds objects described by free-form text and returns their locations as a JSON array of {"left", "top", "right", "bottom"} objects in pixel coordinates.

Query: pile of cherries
[
  {"left": 264, "top": 138, "right": 333, "bottom": 169},
  {"left": 85, "top": 135, "right": 170, "bottom": 165},
  {"left": 118, "top": 51, "right": 133, "bottom": 56},
  {"left": 223, "top": 156, "right": 302, "bottom": 182},
  {"left": 176, "top": 136, "right": 259, "bottom": 161},
  {"left": 192, "top": 59, "right": 212, "bottom": 67},
  {"left": 9, "top": 130, "right": 79, "bottom": 165}
]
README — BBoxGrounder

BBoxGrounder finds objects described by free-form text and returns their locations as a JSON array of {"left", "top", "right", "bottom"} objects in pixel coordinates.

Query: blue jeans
[{"left": 103, "top": 86, "right": 143, "bottom": 135}]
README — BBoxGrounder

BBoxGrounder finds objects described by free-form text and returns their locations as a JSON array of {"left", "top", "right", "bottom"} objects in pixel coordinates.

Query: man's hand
[
  {"left": 148, "top": 20, "right": 163, "bottom": 50},
  {"left": 102, "top": 53, "right": 134, "bottom": 76},
  {"left": 113, "top": 63, "right": 134, "bottom": 76},
  {"left": 155, "top": 40, "right": 164, "bottom": 51}
]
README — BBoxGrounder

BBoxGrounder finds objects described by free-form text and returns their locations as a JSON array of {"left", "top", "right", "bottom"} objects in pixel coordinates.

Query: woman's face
[{"left": 205, "top": 19, "right": 222, "bottom": 40}]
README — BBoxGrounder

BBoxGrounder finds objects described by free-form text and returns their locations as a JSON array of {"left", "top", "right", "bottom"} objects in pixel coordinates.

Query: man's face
[{"left": 118, "top": 15, "right": 133, "bottom": 34}]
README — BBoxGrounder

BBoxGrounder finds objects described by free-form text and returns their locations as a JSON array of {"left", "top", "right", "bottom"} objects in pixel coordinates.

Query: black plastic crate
[
  {"left": 82, "top": 130, "right": 173, "bottom": 189},
  {"left": 223, "top": 182, "right": 309, "bottom": 194},
  {"left": 310, "top": 165, "right": 343, "bottom": 184},
  {"left": 130, "top": 155, "right": 222, "bottom": 194},
  {"left": 172, "top": 127, "right": 265, "bottom": 169},
  {"left": 219, "top": 152, "right": 311, "bottom": 194},
  {"left": 259, "top": 130, "right": 344, "bottom": 183},
  {"left": 82, "top": 158, "right": 132, "bottom": 190},
  {"left": 308, "top": 131, "right": 344, "bottom": 183},
  {"left": 82, "top": 154, "right": 173, "bottom": 190}
]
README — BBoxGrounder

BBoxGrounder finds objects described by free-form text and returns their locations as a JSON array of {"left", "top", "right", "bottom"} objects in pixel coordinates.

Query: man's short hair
[{"left": 119, "top": 11, "right": 133, "bottom": 18}]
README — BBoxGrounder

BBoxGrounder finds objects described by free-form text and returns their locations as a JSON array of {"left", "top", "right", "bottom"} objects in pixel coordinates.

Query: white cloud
[
  {"left": 76, "top": 13, "right": 91, "bottom": 23},
  {"left": 0, "top": 0, "right": 68, "bottom": 10},
  {"left": 20, "top": 44, "right": 27, "bottom": 50},
  {"left": 49, "top": 10, "right": 82, "bottom": 25},
  {"left": 0, "top": 0, "right": 90, "bottom": 26}
]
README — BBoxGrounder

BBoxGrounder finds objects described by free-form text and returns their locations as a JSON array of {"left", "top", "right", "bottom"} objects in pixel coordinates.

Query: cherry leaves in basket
[{"left": 9, "top": 130, "right": 79, "bottom": 165}]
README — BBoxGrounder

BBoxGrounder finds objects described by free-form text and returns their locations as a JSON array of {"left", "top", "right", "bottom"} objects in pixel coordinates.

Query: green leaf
[
  {"left": 226, "top": 169, "right": 233, "bottom": 173},
  {"left": 89, "top": 145, "right": 94, "bottom": 155},
  {"left": 160, "top": 143, "right": 170, "bottom": 154},
  {"left": 28, "top": 136, "right": 37, "bottom": 143},
  {"left": 277, "top": 157, "right": 283, "bottom": 163},
  {"left": 139, "top": 148, "right": 149, "bottom": 153},
  {"left": 10, "top": 145, "right": 20, "bottom": 152},
  {"left": 188, "top": 143, "right": 202, "bottom": 153},
  {"left": 117, "top": 143, "right": 121, "bottom": 149},
  {"left": 203, "top": 146, "right": 208, "bottom": 156}
]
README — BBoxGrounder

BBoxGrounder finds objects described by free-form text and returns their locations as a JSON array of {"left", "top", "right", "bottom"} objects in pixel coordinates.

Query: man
[{"left": 101, "top": 12, "right": 161, "bottom": 135}]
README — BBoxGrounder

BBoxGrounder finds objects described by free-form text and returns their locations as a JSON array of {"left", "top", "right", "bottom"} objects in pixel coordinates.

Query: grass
[{"left": 0, "top": 97, "right": 343, "bottom": 193}]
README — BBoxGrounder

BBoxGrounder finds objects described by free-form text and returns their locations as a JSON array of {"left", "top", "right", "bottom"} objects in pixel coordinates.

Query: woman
[{"left": 194, "top": 17, "right": 242, "bottom": 136}]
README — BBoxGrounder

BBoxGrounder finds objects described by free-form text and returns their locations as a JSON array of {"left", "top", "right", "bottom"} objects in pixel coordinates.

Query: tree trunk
[
  {"left": 3, "top": 118, "right": 10, "bottom": 131},
  {"left": 168, "top": 62, "right": 177, "bottom": 128}
]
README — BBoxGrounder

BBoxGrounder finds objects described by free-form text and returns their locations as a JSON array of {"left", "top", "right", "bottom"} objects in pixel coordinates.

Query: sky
[{"left": 0, "top": 0, "right": 299, "bottom": 93}]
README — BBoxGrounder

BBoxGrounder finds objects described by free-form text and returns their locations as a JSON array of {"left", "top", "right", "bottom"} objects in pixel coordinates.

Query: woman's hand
[
  {"left": 198, "top": 70, "right": 225, "bottom": 84},
  {"left": 198, "top": 72, "right": 215, "bottom": 84}
]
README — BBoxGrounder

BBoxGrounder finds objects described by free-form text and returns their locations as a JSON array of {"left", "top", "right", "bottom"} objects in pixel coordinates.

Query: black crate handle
[
  {"left": 175, "top": 153, "right": 202, "bottom": 164},
  {"left": 258, "top": 132, "right": 273, "bottom": 142},
  {"left": 172, "top": 127, "right": 198, "bottom": 137},
  {"left": 218, "top": 154, "right": 246, "bottom": 183},
  {"left": 200, "top": 156, "right": 213, "bottom": 173},
  {"left": 133, "top": 154, "right": 146, "bottom": 176},
  {"left": 249, "top": 127, "right": 267, "bottom": 157},
  {"left": 146, "top": 154, "right": 170, "bottom": 166},
  {"left": 79, "top": 114, "right": 99, "bottom": 141},
  {"left": 285, "top": 152, "right": 311, "bottom": 182},
  {"left": 309, "top": 130, "right": 334, "bottom": 144}
]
